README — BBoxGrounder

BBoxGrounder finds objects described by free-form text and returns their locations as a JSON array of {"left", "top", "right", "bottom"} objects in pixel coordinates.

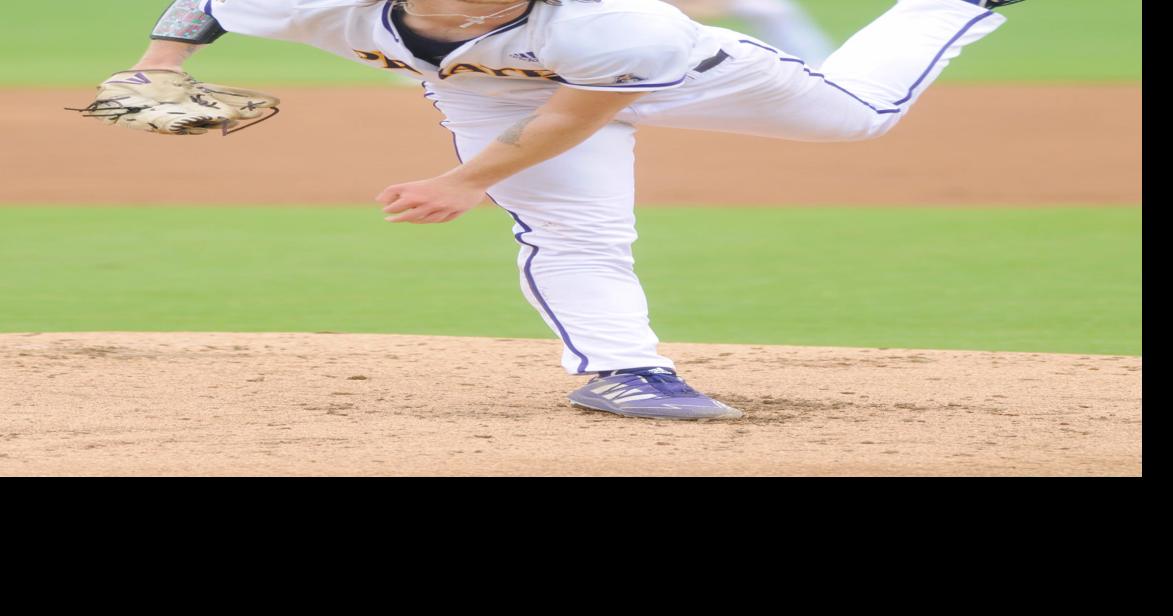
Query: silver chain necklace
[{"left": 397, "top": 1, "right": 529, "bottom": 29}]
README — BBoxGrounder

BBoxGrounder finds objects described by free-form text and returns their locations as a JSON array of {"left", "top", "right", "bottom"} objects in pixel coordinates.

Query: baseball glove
[{"left": 67, "top": 70, "right": 280, "bottom": 136}]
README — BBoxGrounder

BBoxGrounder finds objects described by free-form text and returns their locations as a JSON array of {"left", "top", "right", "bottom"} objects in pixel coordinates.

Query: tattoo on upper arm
[{"left": 497, "top": 115, "right": 539, "bottom": 147}]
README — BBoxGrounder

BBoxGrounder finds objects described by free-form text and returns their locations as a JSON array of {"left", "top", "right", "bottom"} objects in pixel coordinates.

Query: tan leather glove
[{"left": 69, "top": 70, "right": 280, "bottom": 135}]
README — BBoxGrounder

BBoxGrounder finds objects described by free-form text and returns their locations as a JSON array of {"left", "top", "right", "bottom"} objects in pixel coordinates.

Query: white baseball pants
[{"left": 427, "top": 0, "right": 1005, "bottom": 374}]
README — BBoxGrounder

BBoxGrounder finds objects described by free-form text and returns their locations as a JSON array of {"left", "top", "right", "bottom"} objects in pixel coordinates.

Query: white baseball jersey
[
  {"left": 200, "top": 0, "right": 741, "bottom": 100},
  {"left": 196, "top": 0, "right": 1007, "bottom": 374}
]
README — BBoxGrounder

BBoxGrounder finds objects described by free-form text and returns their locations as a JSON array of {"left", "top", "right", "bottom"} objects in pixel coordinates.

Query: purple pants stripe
[
  {"left": 440, "top": 119, "right": 592, "bottom": 374},
  {"left": 502, "top": 209, "right": 593, "bottom": 374},
  {"left": 738, "top": 9, "right": 995, "bottom": 116},
  {"left": 893, "top": 10, "right": 996, "bottom": 105},
  {"left": 739, "top": 40, "right": 901, "bottom": 115}
]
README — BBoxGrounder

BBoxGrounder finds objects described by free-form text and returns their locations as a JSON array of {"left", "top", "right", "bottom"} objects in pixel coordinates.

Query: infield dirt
[{"left": 0, "top": 333, "right": 1141, "bottom": 476}]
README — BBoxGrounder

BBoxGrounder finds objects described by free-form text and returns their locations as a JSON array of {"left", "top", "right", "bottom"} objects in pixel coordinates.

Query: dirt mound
[
  {"left": 0, "top": 332, "right": 1140, "bottom": 476},
  {"left": 4, "top": 85, "right": 1140, "bottom": 206}
]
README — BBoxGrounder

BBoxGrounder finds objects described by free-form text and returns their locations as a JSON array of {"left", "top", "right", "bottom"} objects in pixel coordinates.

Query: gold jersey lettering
[
  {"left": 353, "top": 49, "right": 423, "bottom": 75},
  {"left": 445, "top": 63, "right": 491, "bottom": 77},
  {"left": 440, "top": 63, "right": 563, "bottom": 82}
]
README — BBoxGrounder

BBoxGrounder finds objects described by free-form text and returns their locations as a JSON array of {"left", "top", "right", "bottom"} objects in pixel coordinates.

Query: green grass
[
  {"left": 0, "top": 1, "right": 1141, "bottom": 86},
  {"left": 0, "top": 206, "right": 1141, "bottom": 356}
]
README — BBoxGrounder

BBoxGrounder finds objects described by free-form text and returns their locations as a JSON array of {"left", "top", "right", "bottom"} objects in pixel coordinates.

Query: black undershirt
[{"left": 391, "top": 2, "right": 533, "bottom": 66}]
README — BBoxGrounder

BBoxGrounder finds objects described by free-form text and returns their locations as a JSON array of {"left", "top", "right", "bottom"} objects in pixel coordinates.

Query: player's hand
[{"left": 376, "top": 176, "right": 486, "bottom": 224}]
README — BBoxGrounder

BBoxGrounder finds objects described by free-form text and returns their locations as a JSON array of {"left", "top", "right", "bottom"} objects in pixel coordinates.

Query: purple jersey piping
[
  {"left": 381, "top": 0, "right": 400, "bottom": 42},
  {"left": 557, "top": 75, "right": 688, "bottom": 90}
]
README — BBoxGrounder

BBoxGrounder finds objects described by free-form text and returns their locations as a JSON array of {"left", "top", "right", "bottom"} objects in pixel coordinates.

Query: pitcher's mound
[{"left": 1, "top": 333, "right": 1140, "bottom": 476}]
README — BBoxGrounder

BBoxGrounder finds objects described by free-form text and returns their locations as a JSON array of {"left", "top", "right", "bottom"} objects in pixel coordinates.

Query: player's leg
[
  {"left": 638, "top": 0, "right": 1009, "bottom": 142},
  {"left": 769, "top": 0, "right": 1009, "bottom": 139},
  {"left": 426, "top": 87, "right": 672, "bottom": 376},
  {"left": 813, "top": 0, "right": 1008, "bottom": 119},
  {"left": 425, "top": 87, "right": 742, "bottom": 420}
]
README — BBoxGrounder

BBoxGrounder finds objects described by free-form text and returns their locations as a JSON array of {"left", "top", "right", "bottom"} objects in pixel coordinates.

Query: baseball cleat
[
  {"left": 967, "top": 0, "right": 1027, "bottom": 8},
  {"left": 568, "top": 367, "right": 744, "bottom": 421}
]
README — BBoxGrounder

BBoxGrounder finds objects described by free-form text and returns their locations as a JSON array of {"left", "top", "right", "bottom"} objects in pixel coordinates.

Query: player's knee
[
  {"left": 833, "top": 115, "right": 900, "bottom": 142},
  {"left": 788, "top": 112, "right": 900, "bottom": 143}
]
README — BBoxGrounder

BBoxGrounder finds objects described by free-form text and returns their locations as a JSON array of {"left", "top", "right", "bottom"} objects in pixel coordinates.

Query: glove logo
[{"left": 106, "top": 72, "right": 153, "bottom": 85}]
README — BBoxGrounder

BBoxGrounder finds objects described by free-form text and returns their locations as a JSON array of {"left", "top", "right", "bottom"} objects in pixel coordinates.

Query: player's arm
[
  {"left": 133, "top": 0, "right": 227, "bottom": 70},
  {"left": 378, "top": 87, "right": 649, "bottom": 224},
  {"left": 132, "top": 40, "right": 204, "bottom": 71}
]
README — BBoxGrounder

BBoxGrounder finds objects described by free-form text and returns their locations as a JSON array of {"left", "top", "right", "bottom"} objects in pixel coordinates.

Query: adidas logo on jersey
[{"left": 509, "top": 51, "right": 539, "bottom": 63}]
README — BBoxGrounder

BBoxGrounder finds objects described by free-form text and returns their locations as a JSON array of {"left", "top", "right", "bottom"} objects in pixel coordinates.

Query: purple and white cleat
[
  {"left": 568, "top": 367, "right": 743, "bottom": 421},
  {"left": 964, "top": 0, "right": 1027, "bottom": 8}
]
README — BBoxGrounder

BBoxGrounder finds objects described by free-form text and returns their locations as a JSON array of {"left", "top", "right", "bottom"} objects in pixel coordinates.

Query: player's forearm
[
  {"left": 443, "top": 109, "right": 613, "bottom": 189},
  {"left": 132, "top": 0, "right": 225, "bottom": 71},
  {"left": 132, "top": 40, "right": 203, "bottom": 71}
]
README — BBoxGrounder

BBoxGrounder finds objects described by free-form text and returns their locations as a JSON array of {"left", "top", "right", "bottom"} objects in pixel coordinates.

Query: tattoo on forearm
[{"left": 497, "top": 115, "right": 539, "bottom": 147}]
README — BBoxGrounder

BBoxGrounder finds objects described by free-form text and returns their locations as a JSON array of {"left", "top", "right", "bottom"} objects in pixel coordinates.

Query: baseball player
[
  {"left": 670, "top": 0, "right": 834, "bottom": 67},
  {"left": 78, "top": 0, "right": 1025, "bottom": 421}
]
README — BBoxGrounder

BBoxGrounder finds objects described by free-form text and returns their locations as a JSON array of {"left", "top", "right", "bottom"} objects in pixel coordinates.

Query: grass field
[
  {"left": 0, "top": 2, "right": 1143, "bottom": 358},
  {"left": 0, "top": 0, "right": 1142, "bottom": 85},
  {"left": 0, "top": 206, "right": 1141, "bottom": 355}
]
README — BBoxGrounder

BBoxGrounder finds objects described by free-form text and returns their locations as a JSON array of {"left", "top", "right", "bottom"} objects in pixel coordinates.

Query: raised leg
[{"left": 636, "top": 0, "right": 1007, "bottom": 141}]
